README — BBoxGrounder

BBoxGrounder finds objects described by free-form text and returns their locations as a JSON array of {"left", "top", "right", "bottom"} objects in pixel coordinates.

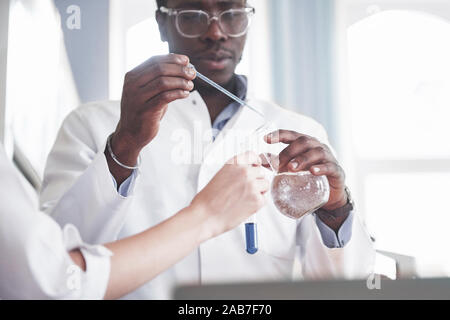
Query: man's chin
[
  {"left": 197, "top": 57, "right": 232, "bottom": 71},
  {"left": 192, "top": 59, "right": 235, "bottom": 82},
  {"left": 193, "top": 70, "right": 235, "bottom": 89}
]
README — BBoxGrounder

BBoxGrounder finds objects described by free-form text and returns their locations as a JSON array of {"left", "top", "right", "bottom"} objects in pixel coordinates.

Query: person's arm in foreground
[{"left": 2, "top": 150, "right": 266, "bottom": 300}]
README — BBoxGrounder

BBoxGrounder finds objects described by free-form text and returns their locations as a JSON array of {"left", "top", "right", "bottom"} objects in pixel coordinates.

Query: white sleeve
[
  {"left": 296, "top": 212, "right": 376, "bottom": 280},
  {"left": 40, "top": 110, "right": 137, "bottom": 244},
  {"left": 0, "top": 146, "right": 112, "bottom": 300}
]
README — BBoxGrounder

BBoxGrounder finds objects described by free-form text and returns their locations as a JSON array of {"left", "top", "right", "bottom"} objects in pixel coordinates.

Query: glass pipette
[
  {"left": 188, "top": 63, "right": 276, "bottom": 172},
  {"left": 188, "top": 64, "right": 266, "bottom": 119}
]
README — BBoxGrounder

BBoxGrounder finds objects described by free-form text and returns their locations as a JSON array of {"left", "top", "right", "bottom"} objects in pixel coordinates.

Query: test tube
[{"left": 245, "top": 216, "right": 258, "bottom": 255}]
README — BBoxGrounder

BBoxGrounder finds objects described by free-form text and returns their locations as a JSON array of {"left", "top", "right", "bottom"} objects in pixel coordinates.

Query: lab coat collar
[
  {"left": 196, "top": 92, "right": 266, "bottom": 154},
  {"left": 178, "top": 89, "right": 267, "bottom": 161}
]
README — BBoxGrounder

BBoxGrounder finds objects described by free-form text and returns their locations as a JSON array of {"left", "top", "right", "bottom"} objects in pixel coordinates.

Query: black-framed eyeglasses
[{"left": 159, "top": 6, "right": 256, "bottom": 38}]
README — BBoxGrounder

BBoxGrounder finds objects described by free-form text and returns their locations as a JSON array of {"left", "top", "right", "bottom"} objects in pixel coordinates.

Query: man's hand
[
  {"left": 105, "top": 54, "right": 196, "bottom": 184},
  {"left": 265, "top": 130, "right": 348, "bottom": 212}
]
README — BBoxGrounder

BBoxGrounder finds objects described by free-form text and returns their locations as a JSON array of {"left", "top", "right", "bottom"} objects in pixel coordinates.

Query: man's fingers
[
  {"left": 149, "top": 53, "right": 190, "bottom": 66},
  {"left": 133, "top": 54, "right": 190, "bottom": 76},
  {"left": 286, "top": 146, "right": 332, "bottom": 172},
  {"left": 278, "top": 137, "right": 322, "bottom": 171},
  {"left": 265, "top": 130, "right": 312, "bottom": 145},
  {"left": 145, "top": 89, "right": 191, "bottom": 111},
  {"left": 136, "top": 64, "right": 196, "bottom": 88},
  {"left": 138, "top": 76, "right": 194, "bottom": 104},
  {"left": 310, "top": 162, "right": 345, "bottom": 181}
]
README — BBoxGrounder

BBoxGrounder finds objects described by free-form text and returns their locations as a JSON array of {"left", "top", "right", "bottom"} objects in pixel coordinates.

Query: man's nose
[{"left": 201, "top": 19, "right": 228, "bottom": 42}]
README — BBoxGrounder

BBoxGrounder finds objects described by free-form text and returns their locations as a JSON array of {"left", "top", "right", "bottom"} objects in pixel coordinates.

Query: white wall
[
  {"left": 109, "top": 0, "right": 158, "bottom": 100},
  {"left": 54, "top": 0, "right": 110, "bottom": 103}
]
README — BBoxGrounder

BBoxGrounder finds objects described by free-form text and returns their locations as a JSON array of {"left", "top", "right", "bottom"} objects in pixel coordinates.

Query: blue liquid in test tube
[{"left": 245, "top": 222, "right": 258, "bottom": 254}]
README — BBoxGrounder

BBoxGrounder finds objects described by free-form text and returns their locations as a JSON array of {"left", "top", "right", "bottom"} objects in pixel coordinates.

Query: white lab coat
[
  {"left": 0, "top": 145, "right": 112, "bottom": 300},
  {"left": 41, "top": 91, "right": 376, "bottom": 299}
]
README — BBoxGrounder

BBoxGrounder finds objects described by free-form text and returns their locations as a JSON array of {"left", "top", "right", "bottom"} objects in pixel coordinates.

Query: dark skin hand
[
  {"left": 265, "top": 130, "right": 350, "bottom": 232},
  {"left": 105, "top": 54, "right": 196, "bottom": 184}
]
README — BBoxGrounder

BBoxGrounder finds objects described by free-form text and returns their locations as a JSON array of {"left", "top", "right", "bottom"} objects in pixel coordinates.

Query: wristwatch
[{"left": 316, "top": 187, "right": 354, "bottom": 220}]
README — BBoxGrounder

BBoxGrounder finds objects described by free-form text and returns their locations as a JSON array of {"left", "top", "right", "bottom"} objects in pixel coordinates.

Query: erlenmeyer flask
[
  {"left": 271, "top": 171, "right": 330, "bottom": 220},
  {"left": 248, "top": 123, "right": 331, "bottom": 220}
]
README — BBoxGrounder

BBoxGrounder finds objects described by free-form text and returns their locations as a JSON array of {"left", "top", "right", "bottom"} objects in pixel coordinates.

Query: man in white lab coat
[{"left": 41, "top": 0, "right": 376, "bottom": 299}]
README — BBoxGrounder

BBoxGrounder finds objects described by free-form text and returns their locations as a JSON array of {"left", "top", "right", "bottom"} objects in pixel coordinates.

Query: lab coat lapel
[{"left": 197, "top": 101, "right": 267, "bottom": 192}]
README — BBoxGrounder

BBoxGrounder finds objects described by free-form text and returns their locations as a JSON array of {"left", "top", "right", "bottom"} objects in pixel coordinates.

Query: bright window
[
  {"left": 6, "top": 0, "right": 79, "bottom": 178},
  {"left": 126, "top": 18, "right": 168, "bottom": 71},
  {"left": 346, "top": 8, "right": 450, "bottom": 277},
  {"left": 348, "top": 10, "right": 450, "bottom": 160}
]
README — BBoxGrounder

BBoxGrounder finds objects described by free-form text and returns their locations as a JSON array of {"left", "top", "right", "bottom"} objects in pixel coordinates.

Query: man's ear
[{"left": 156, "top": 11, "right": 168, "bottom": 42}]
